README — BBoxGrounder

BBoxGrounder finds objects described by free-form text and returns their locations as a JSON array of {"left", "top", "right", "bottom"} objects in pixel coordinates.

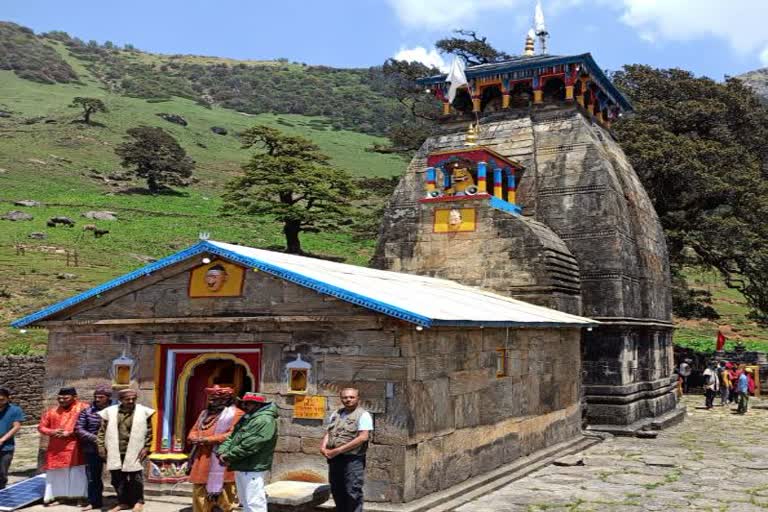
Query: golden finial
[
  {"left": 465, "top": 123, "right": 478, "bottom": 147},
  {"left": 524, "top": 29, "right": 535, "bottom": 56}
]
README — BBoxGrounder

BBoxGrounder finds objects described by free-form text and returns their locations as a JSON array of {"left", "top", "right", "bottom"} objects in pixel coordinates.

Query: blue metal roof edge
[
  {"left": 10, "top": 242, "right": 211, "bottom": 328},
  {"left": 11, "top": 241, "right": 434, "bottom": 328},
  {"left": 201, "top": 242, "right": 433, "bottom": 327},
  {"left": 419, "top": 53, "right": 632, "bottom": 112}
]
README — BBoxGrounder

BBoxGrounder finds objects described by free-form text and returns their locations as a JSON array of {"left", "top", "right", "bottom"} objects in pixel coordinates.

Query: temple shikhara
[{"left": 374, "top": 16, "right": 682, "bottom": 435}]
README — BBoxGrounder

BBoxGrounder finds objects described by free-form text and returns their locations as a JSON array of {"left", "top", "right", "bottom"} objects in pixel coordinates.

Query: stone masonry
[
  {"left": 373, "top": 103, "right": 682, "bottom": 432},
  {"left": 0, "top": 355, "right": 45, "bottom": 423}
]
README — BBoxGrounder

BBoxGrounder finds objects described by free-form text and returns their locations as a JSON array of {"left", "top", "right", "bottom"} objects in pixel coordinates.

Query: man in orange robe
[
  {"left": 38, "top": 387, "right": 89, "bottom": 506},
  {"left": 187, "top": 386, "right": 244, "bottom": 512}
]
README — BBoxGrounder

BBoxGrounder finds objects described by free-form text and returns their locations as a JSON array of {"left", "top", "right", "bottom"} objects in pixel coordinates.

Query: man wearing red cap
[
  {"left": 218, "top": 392, "right": 278, "bottom": 512},
  {"left": 38, "top": 387, "right": 89, "bottom": 506},
  {"left": 187, "top": 386, "right": 244, "bottom": 512}
]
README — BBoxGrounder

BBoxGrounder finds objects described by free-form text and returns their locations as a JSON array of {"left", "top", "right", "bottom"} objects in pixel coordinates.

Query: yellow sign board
[{"left": 294, "top": 395, "right": 327, "bottom": 420}]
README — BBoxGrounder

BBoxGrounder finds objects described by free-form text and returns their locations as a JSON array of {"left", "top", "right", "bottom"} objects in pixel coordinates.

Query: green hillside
[{"left": 0, "top": 24, "right": 406, "bottom": 353}]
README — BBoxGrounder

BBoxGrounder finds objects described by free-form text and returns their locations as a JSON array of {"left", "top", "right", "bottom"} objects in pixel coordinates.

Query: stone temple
[{"left": 373, "top": 37, "right": 685, "bottom": 433}]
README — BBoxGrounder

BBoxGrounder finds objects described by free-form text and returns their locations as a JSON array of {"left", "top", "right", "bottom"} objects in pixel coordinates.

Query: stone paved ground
[
  {"left": 8, "top": 395, "right": 768, "bottom": 512},
  {"left": 454, "top": 395, "right": 768, "bottom": 512}
]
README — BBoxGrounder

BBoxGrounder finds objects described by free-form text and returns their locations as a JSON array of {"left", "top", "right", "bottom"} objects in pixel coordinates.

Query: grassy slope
[
  {"left": 674, "top": 268, "right": 768, "bottom": 353},
  {"left": 0, "top": 42, "right": 405, "bottom": 353}
]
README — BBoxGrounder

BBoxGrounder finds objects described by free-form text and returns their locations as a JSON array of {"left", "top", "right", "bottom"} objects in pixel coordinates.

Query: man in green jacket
[{"left": 218, "top": 393, "right": 278, "bottom": 512}]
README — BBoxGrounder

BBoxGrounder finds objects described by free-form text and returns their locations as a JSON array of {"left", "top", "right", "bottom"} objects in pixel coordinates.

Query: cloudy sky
[{"left": 2, "top": 0, "right": 767, "bottom": 79}]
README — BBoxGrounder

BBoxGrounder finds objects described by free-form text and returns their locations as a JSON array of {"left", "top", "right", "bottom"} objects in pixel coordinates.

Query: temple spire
[
  {"left": 523, "top": 29, "right": 535, "bottom": 56},
  {"left": 534, "top": 0, "right": 549, "bottom": 54}
]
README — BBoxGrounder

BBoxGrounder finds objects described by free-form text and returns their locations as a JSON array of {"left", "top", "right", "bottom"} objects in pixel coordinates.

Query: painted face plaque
[
  {"left": 433, "top": 207, "right": 476, "bottom": 233},
  {"left": 188, "top": 260, "right": 246, "bottom": 297}
]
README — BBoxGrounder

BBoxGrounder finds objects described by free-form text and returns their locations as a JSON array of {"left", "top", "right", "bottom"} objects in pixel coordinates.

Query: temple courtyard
[{"left": 8, "top": 395, "right": 768, "bottom": 511}]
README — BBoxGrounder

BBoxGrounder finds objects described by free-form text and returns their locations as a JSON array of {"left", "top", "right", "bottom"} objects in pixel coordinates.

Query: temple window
[
  {"left": 481, "top": 85, "right": 503, "bottom": 113},
  {"left": 451, "top": 89, "right": 473, "bottom": 114},
  {"left": 509, "top": 81, "right": 533, "bottom": 108},
  {"left": 542, "top": 77, "right": 566, "bottom": 101}
]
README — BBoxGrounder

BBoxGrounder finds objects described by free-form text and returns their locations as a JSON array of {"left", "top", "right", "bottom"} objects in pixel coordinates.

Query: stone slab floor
[
  {"left": 454, "top": 395, "right": 768, "bottom": 512},
  {"left": 8, "top": 395, "right": 768, "bottom": 512}
]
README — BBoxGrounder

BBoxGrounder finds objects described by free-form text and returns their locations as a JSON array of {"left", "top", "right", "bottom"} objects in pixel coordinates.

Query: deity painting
[
  {"left": 188, "top": 260, "right": 246, "bottom": 297},
  {"left": 434, "top": 207, "right": 477, "bottom": 233}
]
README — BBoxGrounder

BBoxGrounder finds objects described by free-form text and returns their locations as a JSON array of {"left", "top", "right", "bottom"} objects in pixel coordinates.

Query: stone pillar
[
  {"left": 442, "top": 101, "right": 451, "bottom": 116},
  {"left": 565, "top": 85, "right": 575, "bottom": 101},
  {"left": 533, "top": 90, "right": 543, "bottom": 104},
  {"left": 502, "top": 93, "right": 510, "bottom": 109}
]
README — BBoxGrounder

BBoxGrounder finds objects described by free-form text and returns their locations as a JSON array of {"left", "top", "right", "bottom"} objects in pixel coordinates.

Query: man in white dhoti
[{"left": 38, "top": 386, "right": 88, "bottom": 506}]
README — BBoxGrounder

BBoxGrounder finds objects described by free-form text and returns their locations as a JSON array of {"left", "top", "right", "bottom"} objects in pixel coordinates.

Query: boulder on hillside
[
  {"left": 0, "top": 111, "right": 11, "bottom": 118},
  {"left": 210, "top": 126, "right": 228, "bottom": 135},
  {"left": 28, "top": 232, "right": 46, "bottom": 239},
  {"left": 156, "top": 113, "right": 188, "bottom": 126},
  {"left": 2, "top": 211, "right": 33, "bottom": 221},
  {"left": 14, "top": 200, "right": 41, "bottom": 207},
  {"left": 83, "top": 210, "right": 118, "bottom": 221}
]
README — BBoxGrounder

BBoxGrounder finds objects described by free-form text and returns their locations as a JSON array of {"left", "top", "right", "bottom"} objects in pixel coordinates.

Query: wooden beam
[{"left": 39, "top": 315, "right": 383, "bottom": 327}]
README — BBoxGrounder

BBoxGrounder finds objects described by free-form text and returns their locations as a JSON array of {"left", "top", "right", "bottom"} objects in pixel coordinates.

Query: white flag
[
  {"left": 535, "top": 0, "right": 547, "bottom": 34},
  {"left": 446, "top": 56, "right": 468, "bottom": 104}
]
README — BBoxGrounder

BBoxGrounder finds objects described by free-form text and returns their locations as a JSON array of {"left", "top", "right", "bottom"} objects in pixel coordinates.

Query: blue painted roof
[
  {"left": 419, "top": 53, "right": 632, "bottom": 112},
  {"left": 11, "top": 240, "right": 597, "bottom": 329}
]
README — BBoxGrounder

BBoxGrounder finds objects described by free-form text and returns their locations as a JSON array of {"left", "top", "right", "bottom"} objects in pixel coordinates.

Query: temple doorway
[
  {"left": 155, "top": 344, "right": 261, "bottom": 453},
  {"left": 183, "top": 358, "right": 253, "bottom": 451}
]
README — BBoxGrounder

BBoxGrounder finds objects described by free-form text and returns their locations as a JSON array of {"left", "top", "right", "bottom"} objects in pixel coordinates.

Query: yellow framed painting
[
  {"left": 433, "top": 207, "right": 477, "bottom": 233},
  {"left": 188, "top": 260, "right": 246, "bottom": 297}
]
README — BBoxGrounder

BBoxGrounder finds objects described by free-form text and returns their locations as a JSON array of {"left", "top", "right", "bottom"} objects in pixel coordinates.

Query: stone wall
[
  {"left": 397, "top": 326, "right": 582, "bottom": 501},
  {"left": 0, "top": 355, "right": 45, "bottom": 423}
]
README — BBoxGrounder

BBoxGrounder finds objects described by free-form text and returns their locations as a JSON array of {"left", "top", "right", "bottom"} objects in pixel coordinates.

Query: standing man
[
  {"left": 321, "top": 388, "right": 373, "bottom": 512},
  {"left": 218, "top": 393, "right": 278, "bottom": 512},
  {"left": 737, "top": 365, "right": 750, "bottom": 414},
  {"left": 187, "top": 386, "right": 244, "bottom": 512},
  {"left": 678, "top": 359, "right": 692, "bottom": 394},
  {"left": 0, "top": 388, "right": 25, "bottom": 490},
  {"left": 718, "top": 362, "right": 731, "bottom": 406},
  {"left": 75, "top": 384, "right": 112, "bottom": 510},
  {"left": 97, "top": 389, "right": 154, "bottom": 512},
  {"left": 702, "top": 363, "right": 719, "bottom": 409},
  {"left": 38, "top": 387, "right": 88, "bottom": 506}
]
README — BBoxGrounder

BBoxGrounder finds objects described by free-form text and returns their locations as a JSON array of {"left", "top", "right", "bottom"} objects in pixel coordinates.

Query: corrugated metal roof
[{"left": 11, "top": 240, "right": 597, "bottom": 329}]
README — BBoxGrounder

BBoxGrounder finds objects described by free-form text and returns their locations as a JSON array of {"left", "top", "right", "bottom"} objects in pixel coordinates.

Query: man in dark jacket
[
  {"left": 218, "top": 393, "right": 277, "bottom": 512},
  {"left": 75, "top": 385, "right": 112, "bottom": 510}
]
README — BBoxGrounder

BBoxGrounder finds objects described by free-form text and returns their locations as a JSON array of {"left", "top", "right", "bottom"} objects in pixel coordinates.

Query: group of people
[
  {"left": 700, "top": 361, "right": 757, "bottom": 414},
  {"left": 0, "top": 384, "right": 372, "bottom": 512}
]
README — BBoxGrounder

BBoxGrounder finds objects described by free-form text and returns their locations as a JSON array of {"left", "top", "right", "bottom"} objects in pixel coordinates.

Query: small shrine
[{"left": 423, "top": 146, "right": 523, "bottom": 210}]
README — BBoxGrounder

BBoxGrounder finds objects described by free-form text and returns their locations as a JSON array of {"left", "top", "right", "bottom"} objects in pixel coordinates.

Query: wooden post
[
  {"left": 493, "top": 168, "right": 503, "bottom": 199},
  {"left": 477, "top": 162, "right": 487, "bottom": 194}
]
